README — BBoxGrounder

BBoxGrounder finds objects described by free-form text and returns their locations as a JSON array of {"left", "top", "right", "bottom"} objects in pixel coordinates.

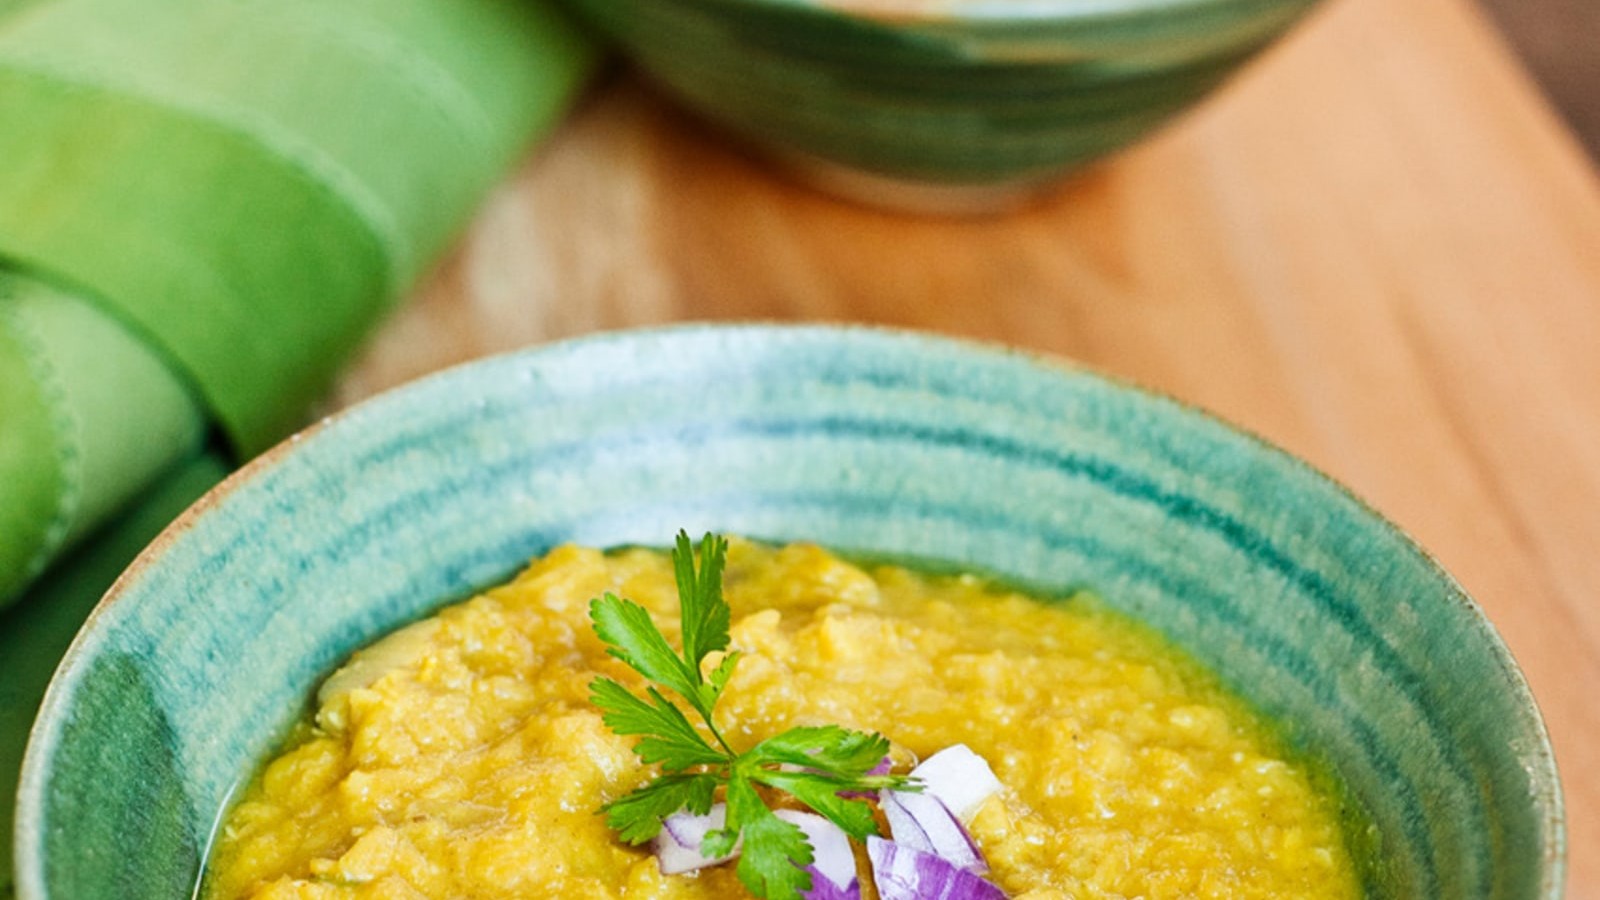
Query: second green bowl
[{"left": 558, "top": 0, "right": 1323, "bottom": 209}]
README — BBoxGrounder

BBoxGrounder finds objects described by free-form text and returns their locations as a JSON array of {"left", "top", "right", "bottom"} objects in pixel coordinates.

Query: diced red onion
[
  {"left": 799, "top": 876, "right": 862, "bottom": 900},
  {"left": 868, "top": 836, "right": 1007, "bottom": 900},
  {"left": 655, "top": 804, "right": 738, "bottom": 874},
  {"left": 879, "top": 789, "right": 987, "bottom": 873},
  {"left": 909, "top": 745, "right": 1002, "bottom": 821},
  {"left": 774, "top": 809, "right": 861, "bottom": 899}
]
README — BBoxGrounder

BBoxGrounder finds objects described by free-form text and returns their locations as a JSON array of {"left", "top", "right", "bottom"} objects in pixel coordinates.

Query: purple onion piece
[
  {"left": 868, "top": 836, "right": 1007, "bottom": 900},
  {"left": 655, "top": 804, "right": 737, "bottom": 875},
  {"left": 774, "top": 809, "right": 860, "bottom": 899},
  {"left": 879, "top": 791, "right": 934, "bottom": 854},
  {"left": 880, "top": 789, "right": 987, "bottom": 873},
  {"left": 909, "top": 745, "right": 1002, "bottom": 822},
  {"left": 802, "top": 874, "right": 863, "bottom": 900}
]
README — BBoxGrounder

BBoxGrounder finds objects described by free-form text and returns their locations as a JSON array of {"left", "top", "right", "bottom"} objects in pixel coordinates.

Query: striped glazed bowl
[
  {"left": 16, "top": 326, "right": 1562, "bottom": 898},
  {"left": 556, "top": 0, "right": 1323, "bottom": 210}
]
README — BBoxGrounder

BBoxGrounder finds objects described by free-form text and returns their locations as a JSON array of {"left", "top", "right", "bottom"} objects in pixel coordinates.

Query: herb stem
[{"left": 705, "top": 718, "right": 738, "bottom": 758}]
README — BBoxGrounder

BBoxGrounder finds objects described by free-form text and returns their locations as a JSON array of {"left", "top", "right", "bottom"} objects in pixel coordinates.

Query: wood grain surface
[{"left": 334, "top": 0, "right": 1600, "bottom": 891}]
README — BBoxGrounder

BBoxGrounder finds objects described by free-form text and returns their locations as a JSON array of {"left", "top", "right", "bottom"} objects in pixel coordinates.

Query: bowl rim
[
  {"left": 714, "top": 0, "right": 1322, "bottom": 27},
  {"left": 13, "top": 322, "right": 1565, "bottom": 899}
]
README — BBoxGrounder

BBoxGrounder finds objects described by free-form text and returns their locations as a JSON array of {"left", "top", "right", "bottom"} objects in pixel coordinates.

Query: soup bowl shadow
[{"left": 15, "top": 325, "right": 1562, "bottom": 898}]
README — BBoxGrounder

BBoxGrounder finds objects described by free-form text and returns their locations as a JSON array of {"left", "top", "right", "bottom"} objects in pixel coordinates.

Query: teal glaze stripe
[
  {"left": 660, "top": 54, "right": 1259, "bottom": 107},
  {"left": 633, "top": 48, "right": 1250, "bottom": 117},
  {"left": 621, "top": 17, "right": 1261, "bottom": 100},
  {"left": 647, "top": 62, "right": 1219, "bottom": 129},
  {"left": 615, "top": 54, "right": 1250, "bottom": 179}
]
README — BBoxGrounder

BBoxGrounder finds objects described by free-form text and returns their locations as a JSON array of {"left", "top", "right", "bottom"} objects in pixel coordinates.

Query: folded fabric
[
  {"left": 0, "top": 0, "right": 598, "bottom": 606},
  {"left": 0, "top": 273, "right": 208, "bottom": 602}
]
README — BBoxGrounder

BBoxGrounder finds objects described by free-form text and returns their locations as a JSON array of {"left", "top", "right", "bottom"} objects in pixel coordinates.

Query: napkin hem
[{"left": 0, "top": 280, "right": 79, "bottom": 593}]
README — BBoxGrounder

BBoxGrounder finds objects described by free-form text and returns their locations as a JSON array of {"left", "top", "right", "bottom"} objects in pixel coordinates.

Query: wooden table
[{"left": 335, "top": 0, "right": 1600, "bottom": 891}]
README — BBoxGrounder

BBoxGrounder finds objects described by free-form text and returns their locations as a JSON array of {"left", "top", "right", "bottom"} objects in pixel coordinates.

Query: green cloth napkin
[
  {"left": 0, "top": 0, "right": 598, "bottom": 605},
  {"left": 0, "top": 273, "right": 209, "bottom": 603},
  {"left": 0, "top": 0, "right": 598, "bottom": 889}
]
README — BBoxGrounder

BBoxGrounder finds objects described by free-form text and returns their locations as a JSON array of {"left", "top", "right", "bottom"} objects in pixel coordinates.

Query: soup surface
[{"left": 205, "top": 540, "right": 1360, "bottom": 899}]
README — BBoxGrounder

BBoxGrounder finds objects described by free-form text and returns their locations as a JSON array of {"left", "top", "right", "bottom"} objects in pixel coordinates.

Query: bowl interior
[{"left": 16, "top": 325, "right": 1561, "bottom": 899}]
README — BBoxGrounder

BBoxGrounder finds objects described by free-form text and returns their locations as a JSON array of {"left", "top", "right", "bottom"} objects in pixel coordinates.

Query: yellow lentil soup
[{"left": 205, "top": 540, "right": 1360, "bottom": 899}]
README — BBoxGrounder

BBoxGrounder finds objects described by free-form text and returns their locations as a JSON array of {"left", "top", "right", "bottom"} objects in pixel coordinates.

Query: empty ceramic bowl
[
  {"left": 15, "top": 325, "right": 1561, "bottom": 897},
  {"left": 556, "top": 0, "right": 1323, "bottom": 209}
]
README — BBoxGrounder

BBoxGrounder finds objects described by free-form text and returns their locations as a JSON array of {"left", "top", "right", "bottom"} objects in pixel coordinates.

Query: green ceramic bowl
[
  {"left": 16, "top": 326, "right": 1562, "bottom": 898},
  {"left": 556, "top": 0, "right": 1322, "bottom": 209}
]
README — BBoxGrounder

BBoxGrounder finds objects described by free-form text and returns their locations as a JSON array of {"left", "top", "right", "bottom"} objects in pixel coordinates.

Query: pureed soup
[{"left": 204, "top": 539, "right": 1361, "bottom": 899}]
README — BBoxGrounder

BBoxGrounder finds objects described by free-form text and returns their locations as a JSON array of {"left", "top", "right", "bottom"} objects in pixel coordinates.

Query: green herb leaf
[
  {"left": 725, "top": 773, "right": 814, "bottom": 900},
  {"left": 747, "top": 725, "right": 894, "bottom": 777},
  {"left": 602, "top": 772, "right": 721, "bottom": 844},
  {"left": 748, "top": 769, "right": 883, "bottom": 841},
  {"left": 699, "top": 821, "right": 739, "bottom": 861},
  {"left": 590, "top": 593, "right": 703, "bottom": 708},
  {"left": 589, "top": 678, "right": 725, "bottom": 771},
  {"left": 675, "top": 530, "right": 731, "bottom": 672},
  {"left": 704, "top": 649, "right": 742, "bottom": 706}
]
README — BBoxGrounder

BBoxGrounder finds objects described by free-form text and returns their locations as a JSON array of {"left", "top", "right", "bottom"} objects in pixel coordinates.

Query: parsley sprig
[{"left": 589, "top": 532, "right": 913, "bottom": 900}]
